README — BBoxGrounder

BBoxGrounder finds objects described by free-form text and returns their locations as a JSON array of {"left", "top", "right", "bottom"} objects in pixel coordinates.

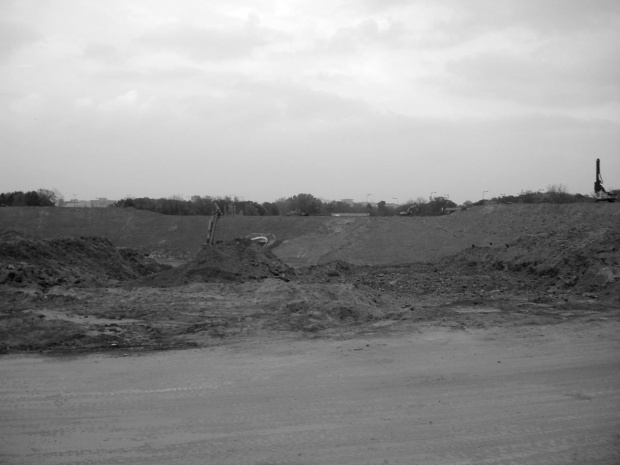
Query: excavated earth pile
[
  {"left": 0, "top": 231, "right": 168, "bottom": 288},
  {"left": 443, "top": 226, "right": 620, "bottom": 301},
  {"left": 138, "top": 238, "right": 294, "bottom": 286},
  {"left": 0, "top": 231, "right": 171, "bottom": 353},
  {"left": 0, "top": 235, "right": 396, "bottom": 353}
]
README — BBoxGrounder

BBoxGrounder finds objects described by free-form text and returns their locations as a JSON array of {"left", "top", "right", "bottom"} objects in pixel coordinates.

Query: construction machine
[
  {"left": 206, "top": 201, "right": 222, "bottom": 245},
  {"left": 594, "top": 158, "right": 617, "bottom": 202},
  {"left": 399, "top": 205, "right": 420, "bottom": 216},
  {"left": 245, "top": 232, "right": 277, "bottom": 248}
]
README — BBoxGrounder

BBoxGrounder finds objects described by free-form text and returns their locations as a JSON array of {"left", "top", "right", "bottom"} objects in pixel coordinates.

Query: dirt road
[{"left": 2, "top": 320, "right": 619, "bottom": 465}]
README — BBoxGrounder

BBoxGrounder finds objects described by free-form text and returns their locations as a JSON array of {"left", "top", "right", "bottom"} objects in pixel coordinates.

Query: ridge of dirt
[
  {"left": 0, "top": 230, "right": 169, "bottom": 289},
  {"left": 3, "top": 203, "right": 619, "bottom": 267},
  {"left": 443, "top": 226, "right": 620, "bottom": 299},
  {"left": 136, "top": 238, "right": 295, "bottom": 286}
]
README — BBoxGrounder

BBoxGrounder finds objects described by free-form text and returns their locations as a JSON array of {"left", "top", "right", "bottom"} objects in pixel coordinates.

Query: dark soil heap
[
  {"left": 445, "top": 226, "right": 620, "bottom": 299},
  {"left": 0, "top": 230, "right": 168, "bottom": 288},
  {"left": 138, "top": 238, "right": 294, "bottom": 287},
  {"left": 139, "top": 243, "right": 194, "bottom": 261}
]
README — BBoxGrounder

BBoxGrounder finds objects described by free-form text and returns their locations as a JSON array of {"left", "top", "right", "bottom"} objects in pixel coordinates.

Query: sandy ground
[{"left": 2, "top": 320, "right": 619, "bottom": 465}]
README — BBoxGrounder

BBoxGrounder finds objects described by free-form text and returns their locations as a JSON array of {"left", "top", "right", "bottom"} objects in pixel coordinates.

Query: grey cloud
[
  {"left": 353, "top": 0, "right": 416, "bottom": 13},
  {"left": 87, "top": 65, "right": 209, "bottom": 85},
  {"left": 182, "top": 79, "right": 372, "bottom": 130},
  {"left": 137, "top": 21, "right": 270, "bottom": 62},
  {"left": 83, "top": 43, "right": 123, "bottom": 64},
  {"left": 274, "top": 85, "right": 372, "bottom": 122},
  {"left": 0, "top": 19, "right": 43, "bottom": 61},
  {"left": 358, "top": 0, "right": 620, "bottom": 30},
  {"left": 288, "top": 112, "right": 619, "bottom": 196},
  {"left": 469, "top": 0, "right": 620, "bottom": 32},
  {"left": 440, "top": 0, "right": 620, "bottom": 46},
  {"left": 442, "top": 41, "right": 620, "bottom": 107},
  {"left": 320, "top": 18, "right": 408, "bottom": 54},
  {"left": 356, "top": 0, "right": 620, "bottom": 49}
]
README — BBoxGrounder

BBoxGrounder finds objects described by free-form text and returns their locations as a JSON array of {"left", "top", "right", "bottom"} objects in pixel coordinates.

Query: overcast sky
[{"left": 1, "top": 0, "right": 619, "bottom": 204}]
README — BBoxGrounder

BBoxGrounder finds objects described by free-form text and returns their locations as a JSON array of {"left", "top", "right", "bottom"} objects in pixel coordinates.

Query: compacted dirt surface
[
  {"left": 2, "top": 322, "right": 619, "bottom": 465},
  {"left": 1, "top": 203, "right": 619, "bottom": 464}
]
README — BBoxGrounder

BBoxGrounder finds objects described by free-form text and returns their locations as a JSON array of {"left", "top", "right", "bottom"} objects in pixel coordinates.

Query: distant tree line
[
  {"left": 111, "top": 193, "right": 462, "bottom": 217},
  {"left": 397, "top": 196, "right": 458, "bottom": 216},
  {"left": 113, "top": 196, "right": 281, "bottom": 216},
  {"left": 113, "top": 194, "right": 325, "bottom": 216},
  {"left": 113, "top": 187, "right": 605, "bottom": 217},
  {"left": 0, "top": 189, "right": 60, "bottom": 207},
  {"left": 467, "top": 185, "right": 606, "bottom": 207},
  {"left": 3, "top": 184, "right": 610, "bottom": 214}
]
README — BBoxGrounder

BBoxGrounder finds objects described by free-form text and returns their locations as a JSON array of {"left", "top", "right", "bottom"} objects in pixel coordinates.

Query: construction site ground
[{"left": 1, "top": 203, "right": 619, "bottom": 464}]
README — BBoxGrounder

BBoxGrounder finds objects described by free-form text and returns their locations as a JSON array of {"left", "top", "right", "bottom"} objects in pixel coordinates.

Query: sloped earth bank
[
  {"left": 3, "top": 203, "right": 620, "bottom": 266},
  {"left": 0, "top": 212, "right": 619, "bottom": 353}
]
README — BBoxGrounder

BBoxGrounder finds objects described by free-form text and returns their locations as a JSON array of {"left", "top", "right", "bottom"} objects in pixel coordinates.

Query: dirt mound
[
  {"left": 138, "top": 238, "right": 294, "bottom": 287},
  {"left": 277, "top": 282, "right": 401, "bottom": 332},
  {"left": 445, "top": 225, "right": 620, "bottom": 300},
  {"left": 139, "top": 243, "right": 194, "bottom": 261},
  {"left": 296, "top": 260, "right": 359, "bottom": 281},
  {"left": 0, "top": 230, "right": 169, "bottom": 288}
]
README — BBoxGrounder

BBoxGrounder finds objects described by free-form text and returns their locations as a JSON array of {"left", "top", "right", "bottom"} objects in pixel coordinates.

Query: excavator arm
[
  {"left": 206, "top": 201, "right": 222, "bottom": 245},
  {"left": 594, "top": 159, "right": 607, "bottom": 194},
  {"left": 594, "top": 159, "right": 617, "bottom": 202}
]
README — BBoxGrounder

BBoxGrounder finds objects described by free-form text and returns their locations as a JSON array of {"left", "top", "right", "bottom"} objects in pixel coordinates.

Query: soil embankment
[
  {"left": 2, "top": 203, "right": 619, "bottom": 267},
  {"left": 0, "top": 231, "right": 168, "bottom": 288}
]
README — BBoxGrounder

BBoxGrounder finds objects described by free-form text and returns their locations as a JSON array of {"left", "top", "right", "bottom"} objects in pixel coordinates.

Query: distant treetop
[{"left": 0, "top": 189, "right": 59, "bottom": 207}]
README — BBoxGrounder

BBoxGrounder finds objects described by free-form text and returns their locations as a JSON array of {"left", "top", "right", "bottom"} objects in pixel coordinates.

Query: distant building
[
  {"left": 90, "top": 198, "right": 116, "bottom": 208},
  {"left": 62, "top": 199, "right": 91, "bottom": 208}
]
